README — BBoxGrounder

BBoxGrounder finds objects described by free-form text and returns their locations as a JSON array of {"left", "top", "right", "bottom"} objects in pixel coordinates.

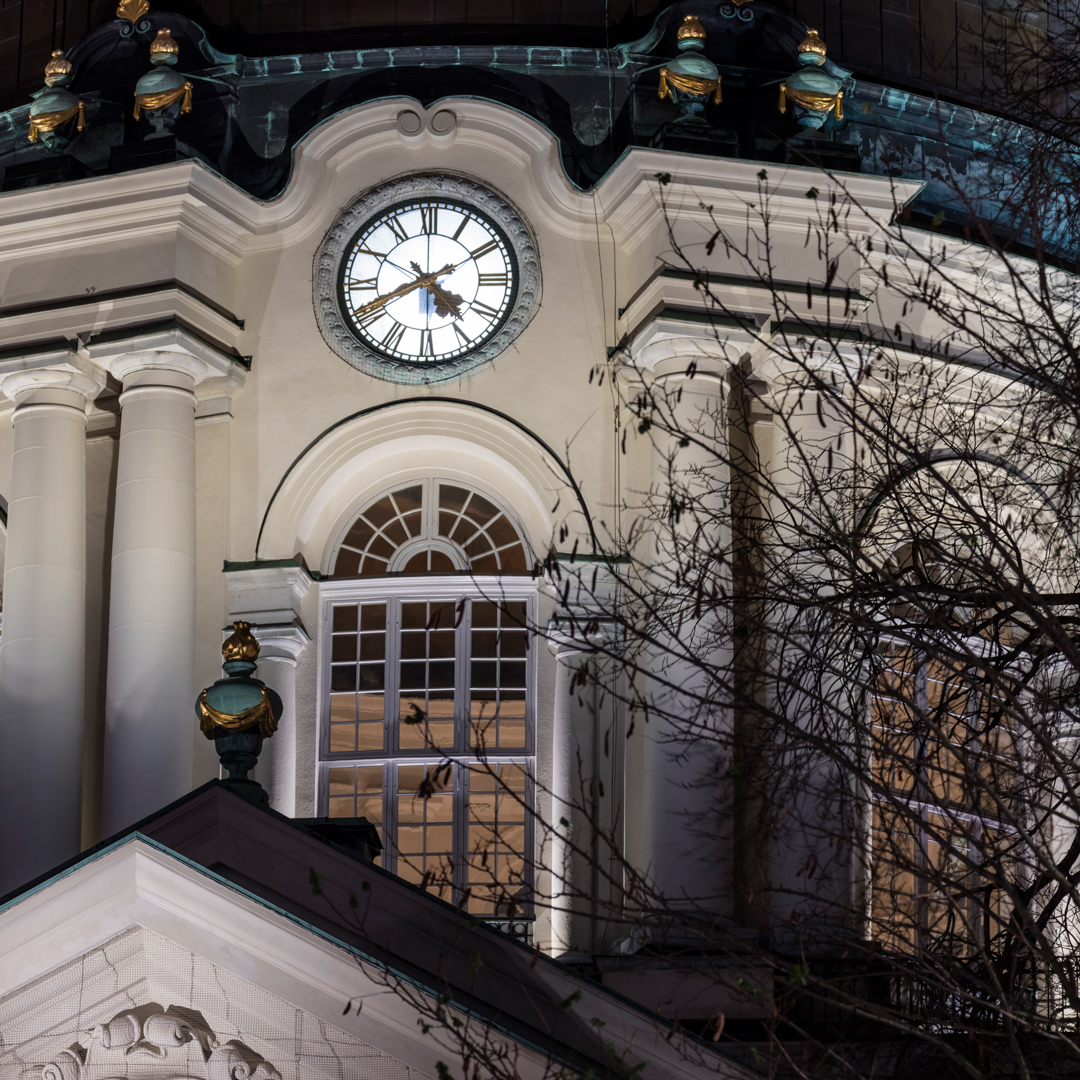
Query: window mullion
[
  {"left": 455, "top": 760, "right": 468, "bottom": 907},
  {"left": 389, "top": 598, "right": 402, "bottom": 754}
]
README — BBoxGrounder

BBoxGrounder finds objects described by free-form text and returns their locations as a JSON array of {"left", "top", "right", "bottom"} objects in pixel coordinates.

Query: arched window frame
[
  {"left": 317, "top": 478, "right": 538, "bottom": 926},
  {"left": 327, "top": 476, "right": 534, "bottom": 579}
]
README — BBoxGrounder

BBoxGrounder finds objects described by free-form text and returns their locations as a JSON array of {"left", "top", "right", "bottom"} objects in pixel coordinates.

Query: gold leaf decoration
[{"left": 116, "top": 0, "right": 150, "bottom": 22}]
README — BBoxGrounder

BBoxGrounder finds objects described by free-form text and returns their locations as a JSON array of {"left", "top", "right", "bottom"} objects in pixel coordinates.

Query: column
[
  {"left": 550, "top": 635, "right": 597, "bottom": 956},
  {"left": 0, "top": 361, "right": 104, "bottom": 892},
  {"left": 251, "top": 624, "right": 309, "bottom": 816},
  {"left": 100, "top": 352, "right": 202, "bottom": 835},
  {"left": 637, "top": 349, "right": 733, "bottom": 916}
]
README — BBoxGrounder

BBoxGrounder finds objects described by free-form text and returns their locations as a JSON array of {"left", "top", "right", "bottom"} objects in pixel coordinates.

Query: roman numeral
[
  {"left": 420, "top": 330, "right": 435, "bottom": 357},
  {"left": 380, "top": 320, "right": 407, "bottom": 353},
  {"left": 452, "top": 215, "right": 471, "bottom": 241},
  {"left": 346, "top": 276, "right": 379, "bottom": 290},
  {"left": 386, "top": 216, "right": 409, "bottom": 243},
  {"left": 471, "top": 300, "right": 500, "bottom": 319},
  {"left": 453, "top": 322, "right": 471, "bottom": 346},
  {"left": 357, "top": 247, "right": 387, "bottom": 259},
  {"left": 478, "top": 273, "right": 508, "bottom": 288},
  {"left": 356, "top": 308, "right": 386, "bottom": 329},
  {"left": 420, "top": 205, "right": 439, "bottom": 234},
  {"left": 470, "top": 239, "right": 500, "bottom": 260}
]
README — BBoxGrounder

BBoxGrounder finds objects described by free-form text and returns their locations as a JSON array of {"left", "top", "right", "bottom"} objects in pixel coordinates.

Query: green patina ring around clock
[{"left": 314, "top": 172, "right": 542, "bottom": 385}]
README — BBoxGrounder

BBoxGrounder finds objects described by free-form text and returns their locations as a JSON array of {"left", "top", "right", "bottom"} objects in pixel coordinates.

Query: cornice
[{"left": 597, "top": 151, "right": 924, "bottom": 255}]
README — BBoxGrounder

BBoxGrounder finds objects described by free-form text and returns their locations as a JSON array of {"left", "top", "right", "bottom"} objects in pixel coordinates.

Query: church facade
[{"left": 0, "top": 0, "right": 1067, "bottom": 1074}]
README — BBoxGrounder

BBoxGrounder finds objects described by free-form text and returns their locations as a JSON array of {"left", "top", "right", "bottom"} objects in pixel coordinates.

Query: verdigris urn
[{"left": 196, "top": 621, "right": 283, "bottom": 805}]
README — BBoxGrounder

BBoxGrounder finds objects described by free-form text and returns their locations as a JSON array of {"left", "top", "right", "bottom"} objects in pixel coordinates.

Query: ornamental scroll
[
  {"left": 28, "top": 101, "right": 86, "bottom": 142},
  {"left": 778, "top": 83, "right": 843, "bottom": 119},
  {"left": 658, "top": 67, "right": 722, "bottom": 104},
  {"left": 198, "top": 686, "right": 278, "bottom": 739},
  {"left": 133, "top": 80, "right": 192, "bottom": 119}
]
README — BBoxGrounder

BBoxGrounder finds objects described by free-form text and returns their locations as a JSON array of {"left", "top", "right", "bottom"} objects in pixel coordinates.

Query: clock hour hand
[{"left": 427, "top": 281, "right": 465, "bottom": 320}]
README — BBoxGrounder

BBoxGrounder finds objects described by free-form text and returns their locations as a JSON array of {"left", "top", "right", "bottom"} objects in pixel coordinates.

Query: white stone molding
[
  {"left": 0, "top": 285, "right": 245, "bottom": 360},
  {"left": 618, "top": 315, "right": 755, "bottom": 377},
  {"left": 312, "top": 171, "right": 541, "bottom": 384},
  {"left": 39, "top": 1004, "right": 282, "bottom": 1080},
  {"left": 254, "top": 402, "right": 585, "bottom": 571},
  {"left": 227, "top": 564, "right": 314, "bottom": 628},
  {"left": 0, "top": 352, "right": 106, "bottom": 894},
  {"left": 395, "top": 106, "right": 457, "bottom": 148},
  {"left": 86, "top": 326, "right": 239, "bottom": 387},
  {"left": 0, "top": 349, "right": 106, "bottom": 406}
]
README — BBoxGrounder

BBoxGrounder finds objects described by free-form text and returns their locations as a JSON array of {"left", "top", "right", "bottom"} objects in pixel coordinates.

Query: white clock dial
[{"left": 340, "top": 199, "right": 516, "bottom": 364}]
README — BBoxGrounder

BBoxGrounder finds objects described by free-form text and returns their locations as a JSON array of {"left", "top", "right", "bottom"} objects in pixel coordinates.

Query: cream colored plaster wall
[{"left": 225, "top": 164, "right": 615, "bottom": 565}]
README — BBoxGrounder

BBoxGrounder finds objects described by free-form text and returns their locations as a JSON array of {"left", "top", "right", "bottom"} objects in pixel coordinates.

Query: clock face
[{"left": 339, "top": 199, "right": 517, "bottom": 364}]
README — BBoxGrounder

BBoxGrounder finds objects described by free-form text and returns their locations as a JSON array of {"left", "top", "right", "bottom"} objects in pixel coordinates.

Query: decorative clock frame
[{"left": 313, "top": 173, "right": 542, "bottom": 384}]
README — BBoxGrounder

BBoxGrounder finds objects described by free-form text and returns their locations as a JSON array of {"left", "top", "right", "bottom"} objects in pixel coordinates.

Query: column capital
[
  {"left": 0, "top": 349, "right": 106, "bottom": 407},
  {"left": 85, "top": 325, "right": 240, "bottom": 387},
  {"left": 617, "top": 316, "right": 753, "bottom": 377},
  {"left": 250, "top": 623, "right": 310, "bottom": 665}
]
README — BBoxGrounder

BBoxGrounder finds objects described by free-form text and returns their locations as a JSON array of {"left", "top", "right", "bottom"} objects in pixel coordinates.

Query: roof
[{"left": 0, "top": 782, "right": 755, "bottom": 1080}]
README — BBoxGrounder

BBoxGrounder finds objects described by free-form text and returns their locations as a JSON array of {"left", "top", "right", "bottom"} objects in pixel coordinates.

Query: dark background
[{"left": 0, "top": 0, "right": 1037, "bottom": 116}]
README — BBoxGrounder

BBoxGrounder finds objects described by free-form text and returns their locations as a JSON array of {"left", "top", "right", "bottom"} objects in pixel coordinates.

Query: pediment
[{"left": 0, "top": 926, "right": 425, "bottom": 1080}]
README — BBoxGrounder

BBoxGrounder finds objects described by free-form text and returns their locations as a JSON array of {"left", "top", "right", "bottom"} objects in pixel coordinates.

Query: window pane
[
  {"left": 398, "top": 602, "right": 457, "bottom": 751},
  {"left": 466, "top": 763, "right": 529, "bottom": 916},
  {"left": 395, "top": 764, "right": 455, "bottom": 902},
  {"left": 470, "top": 601, "right": 529, "bottom": 750},
  {"left": 328, "top": 604, "right": 386, "bottom": 754}
]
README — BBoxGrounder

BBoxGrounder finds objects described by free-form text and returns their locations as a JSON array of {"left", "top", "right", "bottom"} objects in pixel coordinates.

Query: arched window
[
  {"left": 871, "top": 540, "right": 1020, "bottom": 956},
  {"left": 319, "top": 479, "right": 535, "bottom": 930},
  {"left": 331, "top": 480, "right": 530, "bottom": 577}
]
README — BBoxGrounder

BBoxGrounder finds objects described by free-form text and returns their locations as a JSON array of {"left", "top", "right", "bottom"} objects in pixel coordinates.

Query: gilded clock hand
[
  {"left": 427, "top": 281, "right": 465, "bottom": 320},
  {"left": 351, "top": 262, "right": 457, "bottom": 319}
]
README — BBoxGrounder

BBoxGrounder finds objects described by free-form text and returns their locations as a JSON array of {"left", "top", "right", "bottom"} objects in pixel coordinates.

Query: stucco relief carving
[
  {"left": 313, "top": 172, "right": 542, "bottom": 385},
  {"left": 39, "top": 1005, "right": 280, "bottom": 1080}
]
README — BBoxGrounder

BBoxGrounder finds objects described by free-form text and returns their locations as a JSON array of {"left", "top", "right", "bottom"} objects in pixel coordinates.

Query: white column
[
  {"left": 101, "top": 352, "right": 203, "bottom": 835},
  {"left": 550, "top": 636, "right": 597, "bottom": 955},
  {"left": 251, "top": 624, "right": 309, "bottom": 816},
  {"left": 0, "top": 362, "right": 104, "bottom": 892},
  {"left": 637, "top": 346, "right": 733, "bottom": 915}
]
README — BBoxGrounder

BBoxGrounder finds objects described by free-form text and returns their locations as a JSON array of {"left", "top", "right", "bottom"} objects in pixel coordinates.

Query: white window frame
[{"left": 317, "top": 574, "right": 538, "bottom": 913}]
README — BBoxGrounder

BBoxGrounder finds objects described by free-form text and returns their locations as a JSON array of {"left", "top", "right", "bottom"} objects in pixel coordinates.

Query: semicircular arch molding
[
  {"left": 856, "top": 450, "right": 1077, "bottom": 594},
  {"left": 256, "top": 401, "right": 594, "bottom": 573}
]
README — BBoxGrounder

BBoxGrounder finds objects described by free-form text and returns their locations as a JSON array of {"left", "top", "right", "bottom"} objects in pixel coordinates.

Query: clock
[{"left": 314, "top": 175, "right": 541, "bottom": 383}]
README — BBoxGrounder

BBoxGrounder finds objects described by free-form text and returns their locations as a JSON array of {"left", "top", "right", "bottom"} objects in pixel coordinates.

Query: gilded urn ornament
[
  {"left": 28, "top": 50, "right": 85, "bottom": 151},
  {"left": 658, "top": 14, "right": 721, "bottom": 123},
  {"left": 779, "top": 28, "right": 845, "bottom": 130},
  {"left": 134, "top": 28, "right": 192, "bottom": 137},
  {"left": 196, "top": 621, "right": 283, "bottom": 804}
]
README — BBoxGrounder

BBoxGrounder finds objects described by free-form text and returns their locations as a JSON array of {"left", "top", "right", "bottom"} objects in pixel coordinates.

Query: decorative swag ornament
[
  {"left": 659, "top": 67, "right": 722, "bottom": 104},
  {"left": 28, "top": 101, "right": 85, "bottom": 141},
  {"left": 198, "top": 685, "right": 278, "bottom": 739},
  {"left": 778, "top": 83, "right": 843, "bottom": 119},
  {"left": 133, "top": 80, "right": 191, "bottom": 118}
]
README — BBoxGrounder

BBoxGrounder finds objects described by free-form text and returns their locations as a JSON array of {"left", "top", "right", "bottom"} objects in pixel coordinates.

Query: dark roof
[{"left": 0, "top": 780, "right": 751, "bottom": 1080}]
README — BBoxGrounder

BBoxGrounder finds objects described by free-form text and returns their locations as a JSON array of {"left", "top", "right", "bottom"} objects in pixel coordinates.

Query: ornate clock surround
[{"left": 314, "top": 173, "right": 542, "bottom": 384}]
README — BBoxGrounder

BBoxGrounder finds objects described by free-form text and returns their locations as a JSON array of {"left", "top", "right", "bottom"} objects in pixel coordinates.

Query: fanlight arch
[{"left": 330, "top": 478, "right": 530, "bottom": 577}]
